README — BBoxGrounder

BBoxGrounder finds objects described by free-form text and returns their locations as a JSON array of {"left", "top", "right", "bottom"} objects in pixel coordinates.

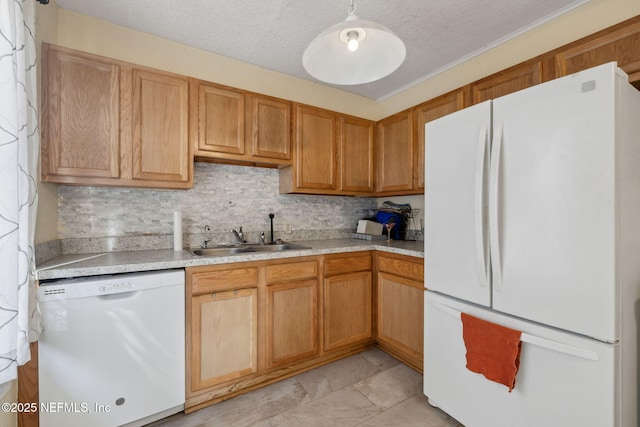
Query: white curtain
[{"left": 0, "top": 0, "right": 41, "bottom": 385}]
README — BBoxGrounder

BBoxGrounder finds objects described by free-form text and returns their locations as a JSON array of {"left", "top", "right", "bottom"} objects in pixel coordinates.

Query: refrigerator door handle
[
  {"left": 489, "top": 123, "right": 503, "bottom": 291},
  {"left": 428, "top": 296, "right": 600, "bottom": 361},
  {"left": 475, "top": 127, "right": 489, "bottom": 288}
]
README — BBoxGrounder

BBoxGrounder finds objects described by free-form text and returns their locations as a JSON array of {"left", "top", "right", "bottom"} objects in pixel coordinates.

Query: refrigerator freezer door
[
  {"left": 425, "top": 101, "right": 491, "bottom": 306},
  {"left": 490, "top": 63, "right": 623, "bottom": 342},
  {"left": 424, "top": 291, "right": 618, "bottom": 427}
]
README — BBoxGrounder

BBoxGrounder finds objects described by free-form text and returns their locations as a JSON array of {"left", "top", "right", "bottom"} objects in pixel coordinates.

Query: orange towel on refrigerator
[{"left": 461, "top": 312, "right": 522, "bottom": 392}]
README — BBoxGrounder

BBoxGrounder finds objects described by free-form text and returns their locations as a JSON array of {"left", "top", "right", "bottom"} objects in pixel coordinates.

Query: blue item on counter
[{"left": 376, "top": 211, "right": 405, "bottom": 240}]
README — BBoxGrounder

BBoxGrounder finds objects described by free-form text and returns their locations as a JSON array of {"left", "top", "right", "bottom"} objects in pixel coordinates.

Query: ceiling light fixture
[{"left": 302, "top": 0, "right": 406, "bottom": 86}]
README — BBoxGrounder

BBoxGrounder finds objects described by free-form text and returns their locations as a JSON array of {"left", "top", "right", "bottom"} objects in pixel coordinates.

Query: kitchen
[{"left": 2, "top": 0, "right": 640, "bottom": 426}]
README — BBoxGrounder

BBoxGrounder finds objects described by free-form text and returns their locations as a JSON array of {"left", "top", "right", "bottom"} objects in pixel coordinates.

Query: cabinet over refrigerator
[{"left": 423, "top": 62, "right": 640, "bottom": 427}]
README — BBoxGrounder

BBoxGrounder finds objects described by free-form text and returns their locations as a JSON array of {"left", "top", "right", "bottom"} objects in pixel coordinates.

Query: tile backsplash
[{"left": 55, "top": 162, "right": 379, "bottom": 254}]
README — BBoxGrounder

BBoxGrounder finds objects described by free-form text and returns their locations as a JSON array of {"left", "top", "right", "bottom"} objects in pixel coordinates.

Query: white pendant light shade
[{"left": 303, "top": 6, "right": 406, "bottom": 86}]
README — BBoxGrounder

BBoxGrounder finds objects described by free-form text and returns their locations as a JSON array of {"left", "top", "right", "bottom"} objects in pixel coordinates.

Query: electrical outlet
[{"left": 284, "top": 223, "right": 292, "bottom": 234}]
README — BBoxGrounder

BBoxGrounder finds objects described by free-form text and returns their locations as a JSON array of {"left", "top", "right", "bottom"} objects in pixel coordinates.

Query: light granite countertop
[{"left": 36, "top": 239, "right": 424, "bottom": 281}]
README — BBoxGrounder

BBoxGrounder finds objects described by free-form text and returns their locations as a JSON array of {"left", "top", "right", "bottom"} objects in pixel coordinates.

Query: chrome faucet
[
  {"left": 260, "top": 232, "right": 265, "bottom": 245},
  {"left": 231, "top": 227, "right": 245, "bottom": 243}
]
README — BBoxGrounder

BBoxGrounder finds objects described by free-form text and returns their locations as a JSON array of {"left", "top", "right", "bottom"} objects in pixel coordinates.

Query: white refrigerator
[{"left": 423, "top": 62, "right": 640, "bottom": 427}]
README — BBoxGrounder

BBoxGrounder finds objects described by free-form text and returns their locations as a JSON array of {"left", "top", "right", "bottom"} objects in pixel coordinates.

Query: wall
[
  {"left": 52, "top": 7, "right": 377, "bottom": 120},
  {"left": 34, "top": 1, "right": 640, "bottom": 248},
  {"left": 46, "top": 0, "right": 640, "bottom": 120},
  {"left": 376, "top": 0, "right": 640, "bottom": 116},
  {"left": 378, "top": 194, "right": 424, "bottom": 233},
  {"left": 56, "top": 163, "right": 378, "bottom": 254},
  {"left": 34, "top": 2, "right": 59, "bottom": 245}
]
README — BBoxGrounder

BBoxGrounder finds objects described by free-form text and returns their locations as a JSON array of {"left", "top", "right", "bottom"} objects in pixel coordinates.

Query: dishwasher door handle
[{"left": 98, "top": 290, "right": 141, "bottom": 300}]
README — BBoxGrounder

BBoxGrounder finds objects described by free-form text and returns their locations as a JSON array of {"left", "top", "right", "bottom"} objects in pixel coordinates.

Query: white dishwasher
[{"left": 38, "top": 269, "right": 185, "bottom": 427}]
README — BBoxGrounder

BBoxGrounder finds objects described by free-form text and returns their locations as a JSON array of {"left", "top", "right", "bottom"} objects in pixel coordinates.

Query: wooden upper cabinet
[
  {"left": 339, "top": 116, "right": 374, "bottom": 194},
  {"left": 376, "top": 110, "right": 416, "bottom": 194},
  {"left": 281, "top": 105, "right": 373, "bottom": 196},
  {"left": 280, "top": 104, "right": 337, "bottom": 193},
  {"left": 190, "top": 80, "right": 291, "bottom": 166},
  {"left": 248, "top": 94, "right": 291, "bottom": 161},
  {"left": 40, "top": 43, "right": 192, "bottom": 189},
  {"left": 373, "top": 89, "right": 466, "bottom": 196},
  {"left": 553, "top": 17, "right": 640, "bottom": 85},
  {"left": 414, "top": 89, "right": 467, "bottom": 190},
  {"left": 295, "top": 105, "right": 337, "bottom": 190},
  {"left": 131, "top": 69, "right": 190, "bottom": 184},
  {"left": 471, "top": 60, "right": 542, "bottom": 104},
  {"left": 193, "top": 82, "right": 245, "bottom": 156},
  {"left": 41, "top": 43, "right": 121, "bottom": 181}
]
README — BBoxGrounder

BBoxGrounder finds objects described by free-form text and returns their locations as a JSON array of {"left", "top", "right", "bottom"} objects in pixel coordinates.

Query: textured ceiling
[{"left": 54, "top": 0, "right": 590, "bottom": 101}]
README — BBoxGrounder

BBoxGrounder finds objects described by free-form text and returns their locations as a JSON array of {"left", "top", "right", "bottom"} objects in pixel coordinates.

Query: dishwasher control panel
[
  {"left": 39, "top": 269, "right": 185, "bottom": 301},
  {"left": 100, "top": 282, "right": 135, "bottom": 294}
]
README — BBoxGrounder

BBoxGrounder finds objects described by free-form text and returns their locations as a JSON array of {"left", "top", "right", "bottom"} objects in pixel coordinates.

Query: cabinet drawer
[
  {"left": 191, "top": 267, "right": 259, "bottom": 295},
  {"left": 266, "top": 260, "right": 318, "bottom": 284},
  {"left": 376, "top": 254, "right": 424, "bottom": 282},
  {"left": 324, "top": 253, "right": 372, "bottom": 277}
]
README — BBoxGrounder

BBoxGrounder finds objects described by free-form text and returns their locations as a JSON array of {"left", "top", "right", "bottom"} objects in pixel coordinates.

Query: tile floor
[{"left": 151, "top": 347, "right": 462, "bottom": 427}]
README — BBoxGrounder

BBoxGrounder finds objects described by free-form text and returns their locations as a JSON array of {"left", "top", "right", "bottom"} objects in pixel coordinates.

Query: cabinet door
[
  {"left": 41, "top": 43, "right": 121, "bottom": 181},
  {"left": 554, "top": 18, "right": 640, "bottom": 84},
  {"left": 293, "top": 105, "right": 337, "bottom": 191},
  {"left": 131, "top": 69, "right": 190, "bottom": 183},
  {"left": 376, "top": 111, "right": 414, "bottom": 193},
  {"left": 471, "top": 60, "right": 542, "bottom": 104},
  {"left": 324, "top": 271, "right": 372, "bottom": 351},
  {"left": 339, "top": 116, "right": 375, "bottom": 194},
  {"left": 414, "top": 89, "right": 467, "bottom": 190},
  {"left": 377, "top": 272, "right": 424, "bottom": 369},
  {"left": 193, "top": 82, "right": 246, "bottom": 156},
  {"left": 190, "top": 288, "right": 258, "bottom": 392},
  {"left": 249, "top": 95, "right": 291, "bottom": 161},
  {"left": 266, "top": 279, "right": 318, "bottom": 368}
]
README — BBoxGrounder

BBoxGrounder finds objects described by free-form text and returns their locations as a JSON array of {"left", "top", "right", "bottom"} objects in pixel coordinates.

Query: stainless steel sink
[
  {"left": 191, "top": 243, "right": 310, "bottom": 257},
  {"left": 250, "top": 243, "right": 311, "bottom": 252},
  {"left": 191, "top": 247, "right": 251, "bottom": 256}
]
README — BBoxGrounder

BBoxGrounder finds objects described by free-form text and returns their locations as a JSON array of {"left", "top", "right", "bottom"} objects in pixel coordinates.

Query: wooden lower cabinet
[
  {"left": 187, "top": 263, "right": 261, "bottom": 407},
  {"left": 323, "top": 252, "right": 373, "bottom": 352},
  {"left": 266, "top": 279, "right": 318, "bottom": 368},
  {"left": 186, "top": 256, "right": 329, "bottom": 412},
  {"left": 185, "top": 251, "right": 423, "bottom": 412},
  {"left": 265, "top": 259, "right": 319, "bottom": 368},
  {"left": 375, "top": 253, "right": 424, "bottom": 372},
  {"left": 190, "top": 288, "right": 258, "bottom": 391}
]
